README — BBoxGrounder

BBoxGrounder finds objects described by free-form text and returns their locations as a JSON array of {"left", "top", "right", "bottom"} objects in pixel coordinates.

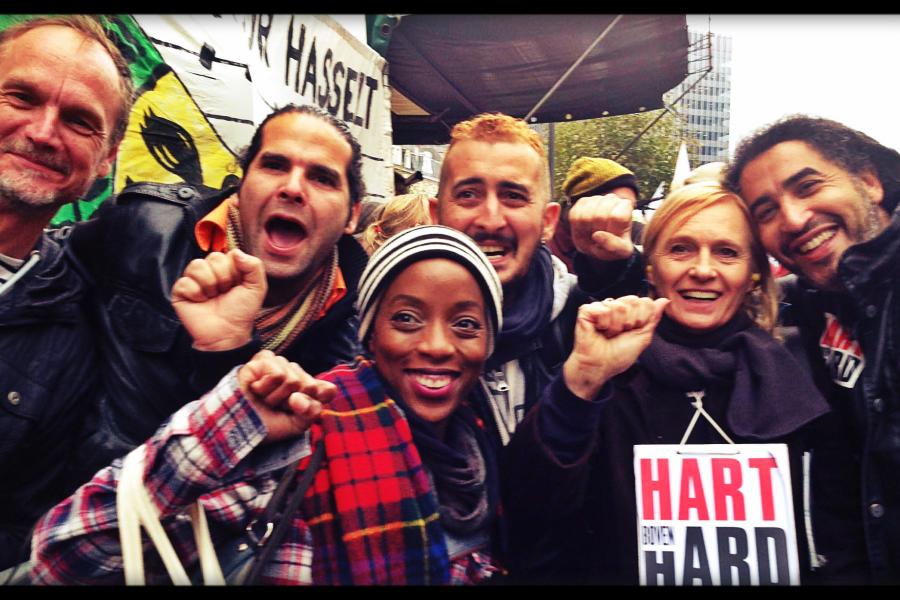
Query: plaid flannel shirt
[{"left": 30, "top": 363, "right": 498, "bottom": 585}]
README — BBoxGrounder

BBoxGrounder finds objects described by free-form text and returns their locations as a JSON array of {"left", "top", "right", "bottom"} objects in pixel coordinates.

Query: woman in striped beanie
[{"left": 32, "top": 225, "right": 507, "bottom": 586}]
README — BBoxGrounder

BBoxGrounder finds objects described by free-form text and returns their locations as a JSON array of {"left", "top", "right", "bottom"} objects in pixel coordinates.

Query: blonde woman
[
  {"left": 504, "top": 182, "right": 865, "bottom": 584},
  {"left": 359, "top": 194, "right": 432, "bottom": 255}
]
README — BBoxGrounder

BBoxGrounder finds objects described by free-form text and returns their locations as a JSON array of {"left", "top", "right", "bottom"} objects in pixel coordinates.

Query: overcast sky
[
  {"left": 334, "top": 15, "right": 900, "bottom": 157},
  {"left": 689, "top": 14, "right": 900, "bottom": 156}
]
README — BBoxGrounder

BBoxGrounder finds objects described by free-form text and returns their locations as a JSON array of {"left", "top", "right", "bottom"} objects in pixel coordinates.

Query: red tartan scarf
[{"left": 304, "top": 358, "right": 451, "bottom": 585}]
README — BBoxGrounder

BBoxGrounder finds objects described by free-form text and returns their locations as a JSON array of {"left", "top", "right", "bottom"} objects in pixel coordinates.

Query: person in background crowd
[
  {"left": 549, "top": 156, "right": 642, "bottom": 272},
  {"left": 0, "top": 15, "right": 133, "bottom": 570},
  {"left": 359, "top": 193, "right": 431, "bottom": 255},
  {"left": 430, "top": 113, "right": 642, "bottom": 446},
  {"left": 353, "top": 197, "right": 385, "bottom": 237},
  {"left": 669, "top": 161, "right": 727, "bottom": 193},
  {"left": 727, "top": 115, "right": 900, "bottom": 583},
  {"left": 30, "top": 226, "right": 510, "bottom": 585},
  {"left": 66, "top": 103, "right": 369, "bottom": 485}
]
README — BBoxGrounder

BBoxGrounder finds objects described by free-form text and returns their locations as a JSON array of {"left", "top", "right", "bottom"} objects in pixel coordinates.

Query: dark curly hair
[
  {"left": 238, "top": 104, "right": 365, "bottom": 206},
  {"left": 726, "top": 114, "right": 900, "bottom": 212}
]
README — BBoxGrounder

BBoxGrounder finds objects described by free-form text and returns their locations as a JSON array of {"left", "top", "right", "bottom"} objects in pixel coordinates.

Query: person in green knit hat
[{"left": 548, "top": 157, "right": 641, "bottom": 272}]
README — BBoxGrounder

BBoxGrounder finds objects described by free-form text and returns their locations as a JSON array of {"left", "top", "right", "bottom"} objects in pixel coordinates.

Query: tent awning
[{"left": 384, "top": 14, "right": 690, "bottom": 145}]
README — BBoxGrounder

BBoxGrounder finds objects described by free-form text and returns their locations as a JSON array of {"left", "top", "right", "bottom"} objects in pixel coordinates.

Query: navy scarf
[
  {"left": 488, "top": 246, "right": 555, "bottom": 367},
  {"left": 638, "top": 313, "right": 831, "bottom": 440}
]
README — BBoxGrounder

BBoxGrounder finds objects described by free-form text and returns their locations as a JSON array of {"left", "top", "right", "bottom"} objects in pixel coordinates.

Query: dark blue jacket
[{"left": 0, "top": 233, "right": 97, "bottom": 570}]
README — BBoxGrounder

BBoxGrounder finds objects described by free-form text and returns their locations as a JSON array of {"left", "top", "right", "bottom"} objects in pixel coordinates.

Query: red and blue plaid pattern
[
  {"left": 308, "top": 358, "right": 449, "bottom": 584},
  {"left": 30, "top": 363, "right": 497, "bottom": 585}
]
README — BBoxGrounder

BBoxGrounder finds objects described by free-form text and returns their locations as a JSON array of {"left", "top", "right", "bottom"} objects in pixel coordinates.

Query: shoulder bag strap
[{"left": 240, "top": 440, "right": 326, "bottom": 585}]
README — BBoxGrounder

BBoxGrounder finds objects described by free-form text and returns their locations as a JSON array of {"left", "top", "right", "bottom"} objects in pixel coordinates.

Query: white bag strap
[
  {"left": 117, "top": 448, "right": 225, "bottom": 585},
  {"left": 189, "top": 502, "right": 225, "bottom": 585}
]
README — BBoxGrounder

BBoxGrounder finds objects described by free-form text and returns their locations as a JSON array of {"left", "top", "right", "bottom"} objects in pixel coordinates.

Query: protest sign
[{"left": 634, "top": 443, "right": 800, "bottom": 585}]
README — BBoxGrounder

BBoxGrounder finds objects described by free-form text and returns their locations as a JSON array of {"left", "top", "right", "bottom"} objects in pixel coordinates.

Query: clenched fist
[
  {"left": 171, "top": 249, "right": 267, "bottom": 351},
  {"left": 568, "top": 193, "right": 636, "bottom": 262},
  {"left": 563, "top": 295, "right": 668, "bottom": 401},
  {"left": 238, "top": 350, "right": 336, "bottom": 442}
]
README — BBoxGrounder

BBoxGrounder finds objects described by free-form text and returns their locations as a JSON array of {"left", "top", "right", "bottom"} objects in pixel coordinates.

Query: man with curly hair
[{"left": 727, "top": 115, "right": 900, "bottom": 583}]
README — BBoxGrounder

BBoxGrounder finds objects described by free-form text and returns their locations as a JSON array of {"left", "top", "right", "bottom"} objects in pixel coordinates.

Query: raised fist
[
  {"left": 563, "top": 295, "right": 668, "bottom": 400},
  {"left": 238, "top": 349, "right": 337, "bottom": 442},
  {"left": 171, "top": 249, "right": 267, "bottom": 351},
  {"left": 568, "top": 193, "right": 635, "bottom": 262}
]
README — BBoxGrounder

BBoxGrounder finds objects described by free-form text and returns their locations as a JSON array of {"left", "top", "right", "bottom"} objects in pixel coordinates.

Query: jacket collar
[{"left": 0, "top": 233, "right": 84, "bottom": 323}]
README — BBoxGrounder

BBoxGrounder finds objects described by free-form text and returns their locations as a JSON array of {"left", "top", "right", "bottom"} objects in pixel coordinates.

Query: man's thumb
[
  {"left": 591, "top": 231, "right": 631, "bottom": 255},
  {"left": 232, "top": 249, "right": 267, "bottom": 290}
]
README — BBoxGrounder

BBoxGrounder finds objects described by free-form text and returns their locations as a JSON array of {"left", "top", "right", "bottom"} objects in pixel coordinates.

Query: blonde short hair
[
  {"left": 642, "top": 181, "right": 779, "bottom": 333},
  {"left": 360, "top": 194, "right": 432, "bottom": 255}
]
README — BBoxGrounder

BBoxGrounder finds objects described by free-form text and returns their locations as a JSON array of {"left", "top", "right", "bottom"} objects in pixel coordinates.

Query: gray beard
[
  {"left": 859, "top": 199, "right": 885, "bottom": 244},
  {"left": 823, "top": 182, "right": 887, "bottom": 292},
  {"left": 0, "top": 171, "right": 73, "bottom": 213},
  {"left": 854, "top": 182, "right": 886, "bottom": 244}
]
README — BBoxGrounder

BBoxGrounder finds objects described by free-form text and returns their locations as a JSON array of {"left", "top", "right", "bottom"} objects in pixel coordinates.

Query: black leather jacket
[
  {"left": 0, "top": 233, "right": 98, "bottom": 570},
  {"left": 66, "top": 183, "right": 366, "bottom": 483},
  {"left": 780, "top": 199, "right": 900, "bottom": 583}
]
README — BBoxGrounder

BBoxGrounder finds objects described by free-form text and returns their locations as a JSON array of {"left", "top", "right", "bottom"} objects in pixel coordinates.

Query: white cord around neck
[
  {"left": 678, "top": 390, "right": 735, "bottom": 446},
  {"left": 0, "top": 250, "right": 40, "bottom": 299}
]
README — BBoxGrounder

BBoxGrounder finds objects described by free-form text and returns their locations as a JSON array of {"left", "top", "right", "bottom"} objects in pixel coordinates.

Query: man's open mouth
[
  {"left": 478, "top": 243, "right": 510, "bottom": 260},
  {"left": 265, "top": 216, "right": 307, "bottom": 250}
]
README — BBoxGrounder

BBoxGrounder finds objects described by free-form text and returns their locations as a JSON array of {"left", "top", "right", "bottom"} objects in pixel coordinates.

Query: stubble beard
[
  {"left": 819, "top": 183, "right": 886, "bottom": 291},
  {"left": 0, "top": 138, "right": 80, "bottom": 212},
  {"left": 853, "top": 183, "right": 887, "bottom": 244},
  {"left": 0, "top": 171, "right": 68, "bottom": 213}
]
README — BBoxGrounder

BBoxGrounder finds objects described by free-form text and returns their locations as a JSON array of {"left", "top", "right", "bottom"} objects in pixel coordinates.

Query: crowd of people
[{"left": 3, "top": 15, "right": 900, "bottom": 586}]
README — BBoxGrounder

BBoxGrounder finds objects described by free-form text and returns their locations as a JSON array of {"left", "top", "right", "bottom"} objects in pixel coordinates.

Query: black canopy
[{"left": 384, "top": 14, "right": 690, "bottom": 145}]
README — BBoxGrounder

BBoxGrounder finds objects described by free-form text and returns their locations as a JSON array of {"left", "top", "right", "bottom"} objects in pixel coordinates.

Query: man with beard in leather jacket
[
  {"left": 66, "top": 104, "right": 369, "bottom": 486},
  {"left": 727, "top": 115, "right": 900, "bottom": 583}
]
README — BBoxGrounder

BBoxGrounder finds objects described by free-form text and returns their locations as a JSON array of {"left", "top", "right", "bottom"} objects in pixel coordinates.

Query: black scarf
[
  {"left": 488, "top": 245, "right": 555, "bottom": 367},
  {"left": 638, "top": 313, "right": 830, "bottom": 440}
]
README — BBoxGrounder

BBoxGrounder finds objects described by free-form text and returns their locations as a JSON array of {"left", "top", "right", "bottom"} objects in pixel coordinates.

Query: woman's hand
[
  {"left": 563, "top": 295, "right": 668, "bottom": 400},
  {"left": 238, "top": 350, "right": 337, "bottom": 442}
]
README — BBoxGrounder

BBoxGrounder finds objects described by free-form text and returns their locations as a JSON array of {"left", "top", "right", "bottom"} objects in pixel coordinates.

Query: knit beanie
[
  {"left": 356, "top": 225, "right": 503, "bottom": 355},
  {"left": 562, "top": 157, "right": 639, "bottom": 205}
]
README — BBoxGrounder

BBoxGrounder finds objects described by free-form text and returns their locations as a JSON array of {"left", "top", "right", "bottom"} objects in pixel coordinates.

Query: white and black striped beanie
[{"left": 356, "top": 225, "right": 503, "bottom": 355}]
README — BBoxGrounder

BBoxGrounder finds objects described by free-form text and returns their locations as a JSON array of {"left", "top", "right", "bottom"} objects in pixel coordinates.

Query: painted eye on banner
[
  {"left": 140, "top": 107, "right": 204, "bottom": 186},
  {"left": 115, "top": 69, "right": 241, "bottom": 195}
]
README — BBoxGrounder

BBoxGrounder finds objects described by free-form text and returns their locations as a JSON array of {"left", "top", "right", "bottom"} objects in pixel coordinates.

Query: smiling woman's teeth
[
  {"left": 799, "top": 229, "right": 836, "bottom": 254},
  {"left": 681, "top": 291, "right": 719, "bottom": 300},
  {"left": 412, "top": 373, "right": 453, "bottom": 389}
]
